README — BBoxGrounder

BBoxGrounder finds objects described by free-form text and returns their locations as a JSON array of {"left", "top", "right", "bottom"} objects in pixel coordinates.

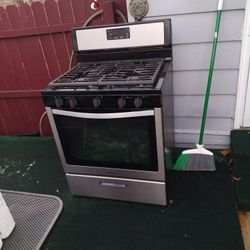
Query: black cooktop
[{"left": 49, "top": 58, "right": 164, "bottom": 89}]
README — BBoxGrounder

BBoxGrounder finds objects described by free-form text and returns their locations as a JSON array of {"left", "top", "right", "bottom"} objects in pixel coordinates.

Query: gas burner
[{"left": 49, "top": 58, "right": 164, "bottom": 89}]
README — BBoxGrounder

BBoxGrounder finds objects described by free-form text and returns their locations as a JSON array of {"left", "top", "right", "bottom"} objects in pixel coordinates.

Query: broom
[{"left": 174, "top": 0, "right": 224, "bottom": 171}]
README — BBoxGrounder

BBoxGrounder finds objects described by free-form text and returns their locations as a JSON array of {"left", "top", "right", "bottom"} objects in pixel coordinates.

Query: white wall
[
  {"left": 243, "top": 77, "right": 250, "bottom": 127},
  {"left": 126, "top": 0, "right": 246, "bottom": 148},
  {"left": 235, "top": 0, "right": 250, "bottom": 128}
]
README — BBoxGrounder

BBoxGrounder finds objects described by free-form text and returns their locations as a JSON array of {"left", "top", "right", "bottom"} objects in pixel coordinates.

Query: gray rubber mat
[{"left": 0, "top": 190, "right": 63, "bottom": 250}]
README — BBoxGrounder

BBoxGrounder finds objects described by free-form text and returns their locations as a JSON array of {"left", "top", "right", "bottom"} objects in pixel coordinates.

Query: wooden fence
[{"left": 0, "top": 0, "right": 127, "bottom": 135}]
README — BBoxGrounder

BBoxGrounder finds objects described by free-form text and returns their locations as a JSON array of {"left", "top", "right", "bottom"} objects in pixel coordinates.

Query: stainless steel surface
[
  {"left": 75, "top": 22, "right": 165, "bottom": 51},
  {"left": 162, "top": 63, "right": 174, "bottom": 169},
  {"left": 43, "top": 19, "right": 173, "bottom": 205},
  {"left": 46, "top": 107, "right": 166, "bottom": 182},
  {"left": 154, "top": 108, "right": 166, "bottom": 171},
  {"left": 52, "top": 109, "right": 154, "bottom": 119},
  {"left": 66, "top": 174, "right": 167, "bottom": 205}
]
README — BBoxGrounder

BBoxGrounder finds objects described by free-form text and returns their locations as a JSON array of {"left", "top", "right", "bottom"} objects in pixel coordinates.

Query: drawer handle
[{"left": 100, "top": 182, "right": 127, "bottom": 188}]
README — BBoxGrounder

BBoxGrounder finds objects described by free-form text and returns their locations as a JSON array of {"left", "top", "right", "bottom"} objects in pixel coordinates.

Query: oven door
[{"left": 46, "top": 107, "right": 165, "bottom": 181}]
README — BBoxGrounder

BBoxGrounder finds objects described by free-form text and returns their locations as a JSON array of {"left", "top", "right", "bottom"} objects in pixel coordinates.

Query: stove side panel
[{"left": 162, "top": 63, "right": 174, "bottom": 169}]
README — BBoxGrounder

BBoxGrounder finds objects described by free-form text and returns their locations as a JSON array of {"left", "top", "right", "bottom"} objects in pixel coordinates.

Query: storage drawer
[{"left": 66, "top": 174, "right": 167, "bottom": 205}]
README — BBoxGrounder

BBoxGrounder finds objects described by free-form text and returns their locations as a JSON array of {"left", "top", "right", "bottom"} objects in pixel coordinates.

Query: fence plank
[
  {"left": 51, "top": 34, "right": 70, "bottom": 73},
  {"left": 109, "top": 0, "right": 127, "bottom": 23},
  {"left": 0, "top": 40, "right": 34, "bottom": 134},
  {"left": 6, "top": 4, "right": 50, "bottom": 89},
  {"left": 23, "top": 97, "right": 46, "bottom": 134},
  {"left": 31, "top": 2, "right": 48, "bottom": 27},
  {"left": 6, "top": 98, "right": 33, "bottom": 134},
  {"left": 19, "top": 3, "right": 35, "bottom": 28},
  {"left": 5, "top": 5, "right": 22, "bottom": 29},
  {"left": 0, "top": 118, "right": 7, "bottom": 134},
  {"left": 45, "top": 0, "right": 69, "bottom": 73},
  {"left": 5, "top": 4, "right": 50, "bottom": 134},
  {"left": 44, "top": 0, "right": 61, "bottom": 25},
  {"left": 2, "top": 2, "right": 36, "bottom": 116},
  {"left": 3, "top": 39, "right": 32, "bottom": 90},
  {"left": 58, "top": 0, "right": 75, "bottom": 23},
  {"left": 19, "top": 4, "right": 50, "bottom": 87},
  {"left": 0, "top": 40, "right": 17, "bottom": 90},
  {"left": 71, "top": 0, "right": 87, "bottom": 23},
  {"left": 1, "top": 6, "right": 32, "bottom": 90},
  {"left": 0, "top": 42, "right": 10, "bottom": 91},
  {"left": 58, "top": 0, "right": 75, "bottom": 62},
  {"left": 19, "top": 3, "right": 52, "bottom": 133},
  {"left": 31, "top": 1, "right": 61, "bottom": 134},
  {"left": 0, "top": 100, "right": 9, "bottom": 134},
  {"left": 0, "top": 7, "right": 11, "bottom": 30},
  {"left": 64, "top": 32, "right": 73, "bottom": 64},
  {"left": 103, "top": 1, "right": 115, "bottom": 24},
  {"left": 14, "top": 37, "right": 50, "bottom": 89},
  {"left": 0, "top": 8, "right": 10, "bottom": 91},
  {"left": 32, "top": 2, "right": 61, "bottom": 79}
]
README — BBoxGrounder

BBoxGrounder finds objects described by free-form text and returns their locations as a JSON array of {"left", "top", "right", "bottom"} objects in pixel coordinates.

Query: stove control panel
[
  {"left": 45, "top": 94, "right": 161, "bottom": 110},
  {"left": 106, "top": 27, "right": 130, "bottom": 40},
  {"left": 73, "top": 20, "right": 169, "bottom": 51}
]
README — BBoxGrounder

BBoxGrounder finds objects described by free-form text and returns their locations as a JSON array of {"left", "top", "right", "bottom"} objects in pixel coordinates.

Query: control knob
[
  {"left": 69, "top": 97, "right": 78, "bottom": 108},
  {"left": 134, "top": 97, "right": 143, "bottom": 108},
  {"left": 118, "top": 97, "right": 126, "bottom": 109},
  {"left": 55, "top": 97, "right": 63, "bottom": 108},
  {"left": 93, "top": 97, "right": 101, "bottom": 108}
]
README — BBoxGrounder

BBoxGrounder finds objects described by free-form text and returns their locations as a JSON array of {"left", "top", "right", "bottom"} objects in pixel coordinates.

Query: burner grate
[{"left": 51, "top": 58, "right": 163, "bottom": 88}]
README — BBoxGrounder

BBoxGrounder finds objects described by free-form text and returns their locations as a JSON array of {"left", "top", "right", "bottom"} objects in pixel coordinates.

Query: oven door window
[{"left": 53, "top": 113, "right": 158, "bottom": 171}]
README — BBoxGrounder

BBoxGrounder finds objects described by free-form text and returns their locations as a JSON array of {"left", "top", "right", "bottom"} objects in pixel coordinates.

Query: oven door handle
[{"left": 52, "top": 109, "right": 155, "bottom": 119}]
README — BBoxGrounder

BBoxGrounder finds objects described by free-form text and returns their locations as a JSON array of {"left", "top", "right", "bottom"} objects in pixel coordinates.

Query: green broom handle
[{"left": 199, "top": 0, "right": 223, "bottom": 145}]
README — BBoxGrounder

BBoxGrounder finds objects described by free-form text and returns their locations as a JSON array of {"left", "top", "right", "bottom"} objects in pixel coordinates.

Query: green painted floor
[{"left": 0, "top": 137, "right": 245, "bottom": 250}]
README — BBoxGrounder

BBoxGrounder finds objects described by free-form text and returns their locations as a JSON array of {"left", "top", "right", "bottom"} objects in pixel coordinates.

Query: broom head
[{"left": 174, "top": 144, "right": 216, "bottom": 171}]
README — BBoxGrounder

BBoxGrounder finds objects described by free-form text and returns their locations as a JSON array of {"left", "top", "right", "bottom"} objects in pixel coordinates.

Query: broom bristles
[
  {"left": 186, "top": 154, "right": 215, "bottom": 171},
  {"left": 174, "top": 145, "right": 216, "bottom": 171}
]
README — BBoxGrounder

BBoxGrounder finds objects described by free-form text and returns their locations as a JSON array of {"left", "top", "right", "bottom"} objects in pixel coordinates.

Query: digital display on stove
[{"left": 106, "top": 27, "right": 130, "bottom": 40}]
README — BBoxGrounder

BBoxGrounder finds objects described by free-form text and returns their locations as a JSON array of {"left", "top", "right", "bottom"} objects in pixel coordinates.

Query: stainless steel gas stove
[{"left": 42, "top": 19, "right": 173, "bottom": 205}]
